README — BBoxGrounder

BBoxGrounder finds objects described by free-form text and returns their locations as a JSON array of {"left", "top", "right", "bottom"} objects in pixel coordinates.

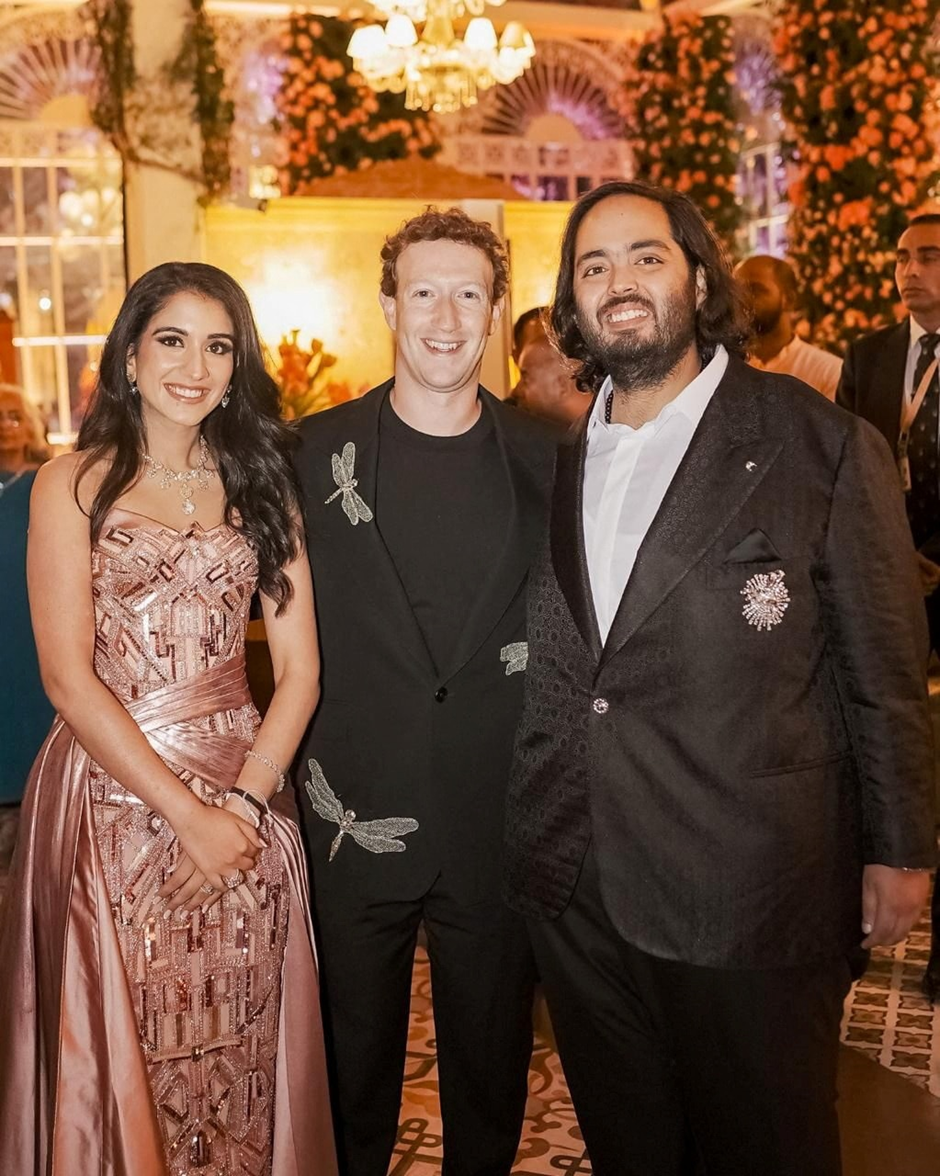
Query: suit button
[
  {"left": 592, "top": 697, "right": 609, "bottom": 714},
  {"left": 435, "top": 687, "right": 448, "bottom": 703}
]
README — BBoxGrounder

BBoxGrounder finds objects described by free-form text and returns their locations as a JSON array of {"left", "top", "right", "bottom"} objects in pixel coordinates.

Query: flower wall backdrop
[
  {"left": 275, "top": 13, "right": 440, "bottom": 194},
  {"left": 627, "top": 11, "right": 745, "bottom": 253},
  {"left": 775, "top": 0, "right": 940, "bottom": 348}
]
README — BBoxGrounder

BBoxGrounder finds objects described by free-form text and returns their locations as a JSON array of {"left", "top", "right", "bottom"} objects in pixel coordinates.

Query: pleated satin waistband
[
  {"left": 124, "top": 657, "right": 255, "bottom": 791},
  {"left": 126, "top": 657, "right": 252, "bottom": 733}
]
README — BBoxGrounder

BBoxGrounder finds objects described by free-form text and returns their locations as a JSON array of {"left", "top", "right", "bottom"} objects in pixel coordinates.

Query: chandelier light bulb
[
  {"left": 464, "top": 18, "right": 497, "bottom": 52},
  {"left": 386, "top": 14, "right": 418, "bottom": 47},
  {"left": 347, "top": 24, "right": 389, "bottom": 63}
]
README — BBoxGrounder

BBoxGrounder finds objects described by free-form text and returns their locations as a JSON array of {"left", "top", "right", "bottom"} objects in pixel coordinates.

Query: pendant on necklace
[{"left": 182, "top": 499, "right": 196, "bottom": 515}]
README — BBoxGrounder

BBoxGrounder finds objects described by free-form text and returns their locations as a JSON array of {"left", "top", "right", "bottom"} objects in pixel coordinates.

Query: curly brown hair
[{"left": 380, "top": 207, "right": 509, "bottom": 303}]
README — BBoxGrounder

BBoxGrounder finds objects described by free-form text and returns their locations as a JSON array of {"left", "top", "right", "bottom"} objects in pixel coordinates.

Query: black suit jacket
[
  {"left": 837, "top": 319, "right": 940, "bottom": 557},
  {"left": 506, "top": 357, "right": 936, "bottom": 969},
  {"left": 296, "top": 380, "right": 558, "bottom": 902}
]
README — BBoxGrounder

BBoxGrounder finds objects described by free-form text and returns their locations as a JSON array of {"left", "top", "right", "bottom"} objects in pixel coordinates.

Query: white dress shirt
[
  {"left": 583, "top": 346, "right": 729, "bottom": 643},
  {"left": 748, "top": 335, "right": 842, "bottom": 401}
]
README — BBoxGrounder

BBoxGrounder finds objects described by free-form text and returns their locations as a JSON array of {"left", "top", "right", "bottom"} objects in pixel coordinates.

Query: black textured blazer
[
  {"left": 296, "top": 380, "right": 558, "bottom": 902},
  {"left": 506, "top": 357, "right": 936, "bottom": 969}
]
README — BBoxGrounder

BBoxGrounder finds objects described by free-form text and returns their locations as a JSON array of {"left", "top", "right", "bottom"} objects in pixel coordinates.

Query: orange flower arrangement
[
  {"left": 275, "top": 13, "right": 439, "bottom": 193},
  {"left": 625, "top": 12, "right": 744, "bottom": 252},
  {"left": 275, "top": 330, "right": 354, "bottom": 419},
  {"left": 775, "top": 0, "right": 940, "bottom": 348}
]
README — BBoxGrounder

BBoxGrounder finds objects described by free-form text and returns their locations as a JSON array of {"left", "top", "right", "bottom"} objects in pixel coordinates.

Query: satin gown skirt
[{"left": 0, "top": 512, "right": 337, "bottom": 1176}]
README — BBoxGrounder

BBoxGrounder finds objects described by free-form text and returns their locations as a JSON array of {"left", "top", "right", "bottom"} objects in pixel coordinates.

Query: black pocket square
[{"left": 724, "top": 529, "right": 781, "bottom": 563}]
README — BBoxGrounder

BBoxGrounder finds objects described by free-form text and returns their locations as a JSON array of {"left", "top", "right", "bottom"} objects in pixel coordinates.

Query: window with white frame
[
  {"left": 0, "top": 122, "right": 125, "bottom": 445},
  {"left": 738, "top": 141, "right": 789, "bottom": 258}
]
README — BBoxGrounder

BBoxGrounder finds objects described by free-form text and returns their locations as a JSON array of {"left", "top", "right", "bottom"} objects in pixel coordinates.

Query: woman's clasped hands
[{"left": 158, "top": 797, "right": 265, "bottom": 914}]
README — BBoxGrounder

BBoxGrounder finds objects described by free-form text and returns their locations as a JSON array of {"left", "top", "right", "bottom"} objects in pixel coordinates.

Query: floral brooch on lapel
[
  {"left": 740, "top": 569, "right": 790, "bottom": 631},
  {"left": 325, "top": 442, "right": 373, "bottom": 525},
  {"left": 305, "top": 760, "right": 418, "bottom": 862}
]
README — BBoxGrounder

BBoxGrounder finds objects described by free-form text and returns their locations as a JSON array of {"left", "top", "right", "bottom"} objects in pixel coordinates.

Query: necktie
[{"left": 905, "top": 332, "right": 940, "bottom": 548}]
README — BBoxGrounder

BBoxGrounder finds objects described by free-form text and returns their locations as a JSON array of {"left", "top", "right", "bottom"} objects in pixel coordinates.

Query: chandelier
[{"left": 347, "top": 0, "right": 536, "bottom": 115}]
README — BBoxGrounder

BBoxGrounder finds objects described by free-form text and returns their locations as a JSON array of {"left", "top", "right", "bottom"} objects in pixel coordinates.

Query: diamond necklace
[{"left": 142, "top": 435, "right": 214, "bottom": 515}]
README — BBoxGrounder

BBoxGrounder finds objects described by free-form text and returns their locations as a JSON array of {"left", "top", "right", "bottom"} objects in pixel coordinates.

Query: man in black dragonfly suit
[
  {"left": 295, "top": 207, "right": 558, "bottom": 1176},
  {"left": 505, "top": 181, "right": 936, "bottom": 1176},
  {"left": 837, "top": 211, "right": 940, "bottom": 1003}
]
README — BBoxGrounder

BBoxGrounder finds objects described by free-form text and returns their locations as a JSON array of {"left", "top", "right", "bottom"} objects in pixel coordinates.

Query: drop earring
[
  {"left": 128, "top": 379, "right": 139, "bottom": 396},
  {"left": 221, "top": 386, "right": 231, "bottom": 408}
]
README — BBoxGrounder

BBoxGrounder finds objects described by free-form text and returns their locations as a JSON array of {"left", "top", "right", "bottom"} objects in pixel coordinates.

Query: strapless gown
[{"left": 0, "top": 508, "right": 337, "bottom": 1176}]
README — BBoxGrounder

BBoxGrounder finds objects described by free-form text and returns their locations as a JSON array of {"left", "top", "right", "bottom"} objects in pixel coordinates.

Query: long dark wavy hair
[
  {"left": 76, "top": 262, "right": 303, "bottom": 612},
  {"left": 550, "top": 180, "right": 750, "bottom": 394}
]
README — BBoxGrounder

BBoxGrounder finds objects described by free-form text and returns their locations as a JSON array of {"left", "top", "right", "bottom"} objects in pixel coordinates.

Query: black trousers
[
  {"left": 528, "top": 849, "right": 852, "bottom": 1176},
  {"left": 313, "top": 869, "right": 535, "bottom": 1176}
]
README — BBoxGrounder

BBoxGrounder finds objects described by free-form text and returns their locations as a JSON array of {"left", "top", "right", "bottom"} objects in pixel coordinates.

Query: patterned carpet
[
  {"left": 395, "top": 947, "right": 589, "bottom": 1175},
  {"left": 841, "top": 893, "right": 940, "bottom": 1098}
]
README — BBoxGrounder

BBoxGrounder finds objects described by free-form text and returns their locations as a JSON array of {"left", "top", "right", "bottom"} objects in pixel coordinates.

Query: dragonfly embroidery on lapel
[
  {"left": 500, "top": 642, "right": 528, "bottom": 675},
  {"left": 305, "top": 759, "right": 419, "bottom": 862},
  {"left": 325, "top": 442, "right": 373, "bottom": 525}
]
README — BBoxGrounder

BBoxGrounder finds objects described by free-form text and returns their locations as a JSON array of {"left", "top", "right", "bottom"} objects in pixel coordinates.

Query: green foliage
[
  {"left": 169, "top": 0, "right": 234, "bottom": 199},
  {"left": 88, "top": 0, "right": 136, "bottom": 153}
]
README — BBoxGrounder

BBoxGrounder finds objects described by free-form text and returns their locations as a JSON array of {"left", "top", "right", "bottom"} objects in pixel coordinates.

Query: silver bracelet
[{"left": 245, "top": 749, "right": 286, "bottom": 792}]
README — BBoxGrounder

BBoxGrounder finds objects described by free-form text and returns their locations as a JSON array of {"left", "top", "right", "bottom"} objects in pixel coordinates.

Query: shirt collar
[
  {"left": 908, "top": 317, "right": 940, "bottom": 354},
  {"left": 589, "top": 344, "right": 729, "bottom": 438},
  {"left": 910, "top": 317, "right": 928, "bottom": 352}
]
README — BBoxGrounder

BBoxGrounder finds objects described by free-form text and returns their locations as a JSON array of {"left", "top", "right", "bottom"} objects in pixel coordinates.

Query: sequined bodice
[{"left": 92, "top": 509, "right": 258, "bottom": 702}]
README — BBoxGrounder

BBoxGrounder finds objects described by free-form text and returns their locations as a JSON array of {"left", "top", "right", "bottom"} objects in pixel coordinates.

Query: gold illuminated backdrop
[{"left": 202, "top": 197, "right": 571, "bottom": 397}]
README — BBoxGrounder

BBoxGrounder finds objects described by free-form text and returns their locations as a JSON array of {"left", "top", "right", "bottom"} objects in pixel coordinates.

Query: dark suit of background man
[
  {"left": 505, "top": 181, "right": 936, "bottom": 1176},
  {"left": 295, "top": 208, "right": 557, "bottom": 1176},
  {"left": 837, "top": 211, "right": 940, "bottom": 1005}
]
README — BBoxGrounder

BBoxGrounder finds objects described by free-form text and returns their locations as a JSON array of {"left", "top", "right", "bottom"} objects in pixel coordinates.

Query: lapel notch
[{"left": 600, "top": 361, "right": 783, "bottom": 670}]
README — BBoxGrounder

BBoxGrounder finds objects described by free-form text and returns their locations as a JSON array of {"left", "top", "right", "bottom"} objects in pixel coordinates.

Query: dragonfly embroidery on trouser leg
[
  {"left": 324, "top": 442, "right": 373, "bottom": 525},
  {"left": 305, "top": 759, "right": 419, "bottom": 861}
]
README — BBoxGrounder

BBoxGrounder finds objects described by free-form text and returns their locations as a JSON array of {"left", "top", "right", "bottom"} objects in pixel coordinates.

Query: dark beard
[{"left": 577, "top": 284, "right": 698, "bottom": 392}]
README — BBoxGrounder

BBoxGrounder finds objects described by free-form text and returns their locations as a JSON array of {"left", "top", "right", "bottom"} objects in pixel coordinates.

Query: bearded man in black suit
[
  {"left": 295, "top": 208, "right": 558, "bottom": 1176},
  {"left": 837, "top": 211, "right": 940, "bottom": 1003},
  {"left": 506, "top": 181, "right": 936, "bottom": 1176}
]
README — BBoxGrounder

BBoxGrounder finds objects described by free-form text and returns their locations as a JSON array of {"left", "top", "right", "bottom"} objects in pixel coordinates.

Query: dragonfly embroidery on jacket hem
[{"left": 305, "top": 759, "right": 419, "bottom": 861}]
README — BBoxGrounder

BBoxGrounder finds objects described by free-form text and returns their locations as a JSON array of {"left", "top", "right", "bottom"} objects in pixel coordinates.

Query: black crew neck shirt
[{"left": 376, "top": 396, "right": 510, "bottom": 674}]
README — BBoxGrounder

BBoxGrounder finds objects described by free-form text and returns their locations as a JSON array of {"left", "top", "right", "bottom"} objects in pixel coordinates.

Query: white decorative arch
[
  {"left": 450, "top": 39, "right": 629, "bottom": 142},
  {"left": 0, "top": 8, "right": 99, "bottom": 122}
]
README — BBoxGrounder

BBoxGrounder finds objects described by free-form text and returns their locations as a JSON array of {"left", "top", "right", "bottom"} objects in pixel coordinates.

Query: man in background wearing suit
[
  {"left": 837, "top": 211, "right": 940, "bottom": 1004},
  {"left": 506, "top": 181, "right": 935, "bottom": 1176},
  {"left": 295, "top": 208, "right": 558, "bottom": 1175}
]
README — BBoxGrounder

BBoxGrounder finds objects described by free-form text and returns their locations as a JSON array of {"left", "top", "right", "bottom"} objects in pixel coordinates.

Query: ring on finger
[
  {"left": 222, "top": 870, "right": 243, "bottom": 890},
  {"left": 200, "top": 882, "right": 216, "bottom": 895}
]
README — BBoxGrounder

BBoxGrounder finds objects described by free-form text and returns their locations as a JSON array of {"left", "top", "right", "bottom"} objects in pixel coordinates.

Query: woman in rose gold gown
[{"left": 0, "top": 263, "right": 337, "bottom": 1176}]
